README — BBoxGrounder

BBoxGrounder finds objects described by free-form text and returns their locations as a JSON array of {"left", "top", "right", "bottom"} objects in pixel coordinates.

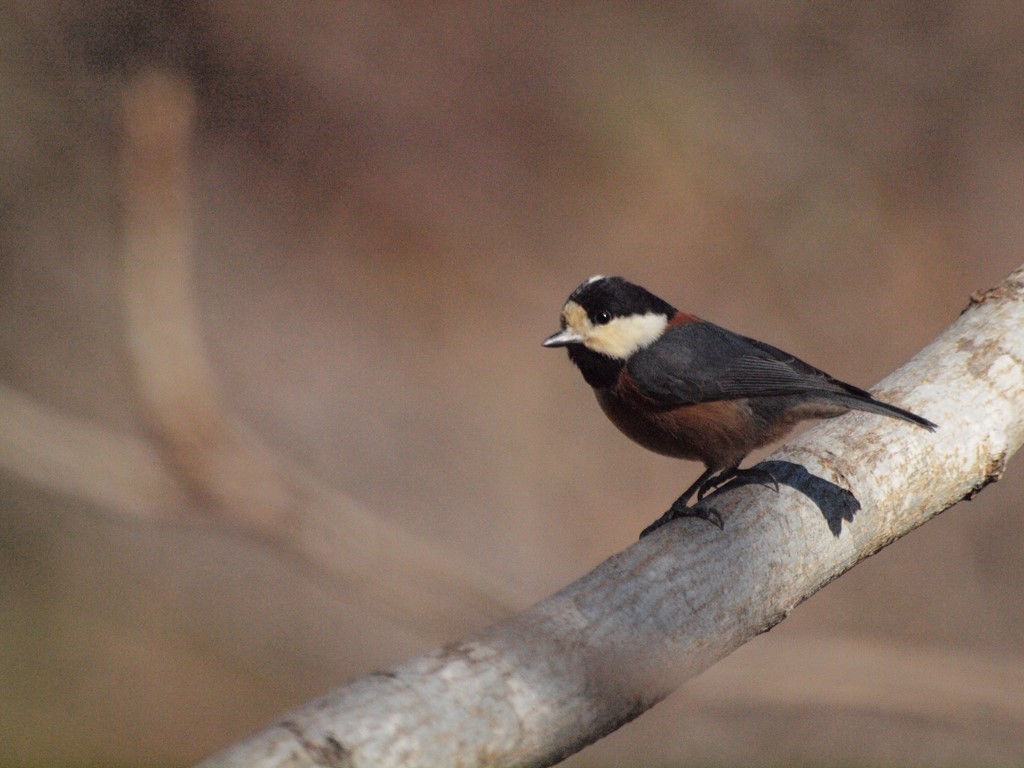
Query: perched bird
[{"left": 543, "top": 276, "right": 936, "bottom": 535}]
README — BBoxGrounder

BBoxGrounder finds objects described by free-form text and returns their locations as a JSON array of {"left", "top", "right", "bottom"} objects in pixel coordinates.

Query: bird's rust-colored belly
[{"left": 595, "top": 386, "right": 757, "bottom": 468}]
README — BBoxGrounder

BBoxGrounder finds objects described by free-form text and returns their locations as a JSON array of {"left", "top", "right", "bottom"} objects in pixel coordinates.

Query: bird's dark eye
[{"left": 594, "top": 310, "right": 612, "bottom": 325}]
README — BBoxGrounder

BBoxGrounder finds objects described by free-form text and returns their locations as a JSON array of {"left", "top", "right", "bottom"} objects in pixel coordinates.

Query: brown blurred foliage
[{"left": 1, "top": 2, "right": 1023, "bottom": 766}]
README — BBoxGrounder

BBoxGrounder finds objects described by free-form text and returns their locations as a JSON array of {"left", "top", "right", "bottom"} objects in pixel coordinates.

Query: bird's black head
[{"left": 543, "top": 276, "right": 677, "bottom": 387}]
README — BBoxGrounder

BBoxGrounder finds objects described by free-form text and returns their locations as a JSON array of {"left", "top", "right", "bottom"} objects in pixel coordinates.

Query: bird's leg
[
  {"left": 640, "top": 463, "right": 783, "bottom": 538},
  {"left": 696, "top": 465, "right": 737, "bottom": 501},
  {"left": 640, "top": 467, "right": 721, "bottom": 538},
  {"left": 674, "top": 467, "right": 717, "bottom": 509}
]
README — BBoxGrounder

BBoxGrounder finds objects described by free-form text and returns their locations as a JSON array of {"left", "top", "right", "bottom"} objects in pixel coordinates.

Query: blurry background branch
[
  {"left": 198, "top": 265, "right": 1024, "bottom": 768},
  {"left": 117, "top": 70, "right": 521, "bottom": 633},
  {"left": 0, "top": 381, "right": 186, "bottom": 518},
  {"left": 0, "top": 70, "right": 519, "bottom": 643}
]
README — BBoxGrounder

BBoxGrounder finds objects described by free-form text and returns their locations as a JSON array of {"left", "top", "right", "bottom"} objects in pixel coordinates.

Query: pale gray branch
[{"left": 196, "top": 263, "right": 1024, "bottom": 768}]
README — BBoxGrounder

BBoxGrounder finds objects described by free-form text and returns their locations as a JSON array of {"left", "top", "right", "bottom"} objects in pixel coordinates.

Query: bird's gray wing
[{"left": 626, "top": 321, "right": 863, "bottom": 406}]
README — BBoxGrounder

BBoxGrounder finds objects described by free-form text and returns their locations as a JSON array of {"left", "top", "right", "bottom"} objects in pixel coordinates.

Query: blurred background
[{"left": 2, "top": 2, "right": 1023, "bottom": 766}]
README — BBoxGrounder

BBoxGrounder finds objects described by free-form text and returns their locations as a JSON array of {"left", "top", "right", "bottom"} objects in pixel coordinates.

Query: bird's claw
[
  {"left": 639, "top": 464, "right": 782, "bottom": 538},
  {"left": 639, "top": 501, "right": 723, "bottom": 538}
]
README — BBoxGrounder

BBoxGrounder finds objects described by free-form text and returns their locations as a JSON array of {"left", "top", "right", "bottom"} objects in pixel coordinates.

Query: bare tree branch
[
  {"left": 123, "top": 70, "right": 521, "bottom": 634},
  {"left": 195, "top": 264, "right": 1024, "bottom": 768},
  {"left": 0, "top": 382, "right": 186, "bottom": 518},
  {"left": 0, "top": 377, "right": 518, "bottom": 635},
  {"left": 0, "top": 69, "right": 524, "bottom": 652}
]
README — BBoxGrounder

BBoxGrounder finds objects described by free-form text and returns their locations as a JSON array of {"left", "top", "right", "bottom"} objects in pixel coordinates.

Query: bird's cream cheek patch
[{"left": 587, "top": 312, "right": 668, "bottom": 359}]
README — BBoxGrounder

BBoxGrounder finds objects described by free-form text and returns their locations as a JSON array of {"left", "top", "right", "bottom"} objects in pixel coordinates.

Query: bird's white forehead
[{"left": 585, "top": 274, "right": 605, "bottom": 285}]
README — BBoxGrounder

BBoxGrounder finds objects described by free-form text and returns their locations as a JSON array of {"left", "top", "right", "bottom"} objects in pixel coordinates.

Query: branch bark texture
[{"left": 197, "top": 264, "right": 1024, "bottom": 768}]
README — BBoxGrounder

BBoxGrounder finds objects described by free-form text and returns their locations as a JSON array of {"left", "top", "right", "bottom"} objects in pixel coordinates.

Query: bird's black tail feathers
[{"left": 836, "top": 388, "right": 937, "bottom": 431}]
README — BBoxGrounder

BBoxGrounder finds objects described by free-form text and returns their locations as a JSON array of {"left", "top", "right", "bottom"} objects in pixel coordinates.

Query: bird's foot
[
  {"left": 695, "top": 465, "right": 779, "bottom": 501},
  {"left": 639, "top": 465, "right": 780, "bottom": 538},
  {"left": 639, "top": 499, "right": 723, "bottom": 538}
]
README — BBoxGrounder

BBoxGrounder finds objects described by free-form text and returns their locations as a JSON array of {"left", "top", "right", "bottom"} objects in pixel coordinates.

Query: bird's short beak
[{"left": 543, "top": 328, "right": 583, "bottom": 348}]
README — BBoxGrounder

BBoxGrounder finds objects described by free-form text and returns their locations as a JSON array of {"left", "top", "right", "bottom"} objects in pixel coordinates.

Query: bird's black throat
[{"left": 567, "top": 345, "right": 625, "bottom": 389}]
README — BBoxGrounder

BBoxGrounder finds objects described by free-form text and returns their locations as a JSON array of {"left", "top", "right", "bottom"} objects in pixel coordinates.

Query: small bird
[{"left": 543, "top": 276, "right": 936, "bottom": 535}]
